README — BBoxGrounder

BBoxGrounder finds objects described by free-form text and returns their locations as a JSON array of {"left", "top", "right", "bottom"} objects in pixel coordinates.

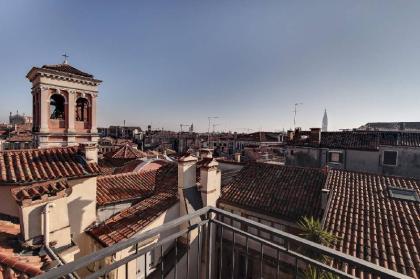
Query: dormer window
[
  {"left": 76, "top": 98, "right": 89, "bottom": 122},
  {"left": 388, "top": 187, "right": 419, "bottom": 202},
  {"left": 50, "top": 94, "right": 65, "bottom": 120}
]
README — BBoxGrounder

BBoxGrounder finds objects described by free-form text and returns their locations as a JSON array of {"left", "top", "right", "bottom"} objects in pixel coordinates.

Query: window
[
  {"left": 383, "top": 150, "right": 397, "bottom": 166},
  {"left": 50, "top": 94, "right": 65, "bottom": 120},
  {"left": 76, "top": 98, "right": 89, "bottom": 121},
  {"left": 388, "top": 187, "right": 419, "bottom": 202},
  {"left": 328, "top": 151, "right": 343, "bottom": 163}
]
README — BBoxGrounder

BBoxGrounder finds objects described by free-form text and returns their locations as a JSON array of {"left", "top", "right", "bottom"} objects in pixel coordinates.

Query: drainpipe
[{"left": 43, "top": 203, "right": 77, "bottom": 279}]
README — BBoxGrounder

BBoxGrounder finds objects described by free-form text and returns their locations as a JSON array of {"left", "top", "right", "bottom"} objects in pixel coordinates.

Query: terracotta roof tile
[
  {"left": 0, "top": 220, "right": 47, "bottom": 277},
  {"left": 289, "top": 131, "right": 420, "bottom": 150},
  {"left": 10, "top": 179, "right": 71, "bottom": 206},
  {"left": 112, "top": 159, "right": 167, "bottom": 175},
  {"left": 0, "top": 147, "right": 100, "bottom": 185},
  {"left": 88, "top": 164, "right": 178, "bottom": 246},
  {"left": 97, "top": 171, "right": 156, "bottom": 206},
  {"left": 324, "top": 170, "right": 420, "bottom": 278},
  {"left": 104, "top": 145, "right": 146, "bottom": 160},
  {"left": 42, "top": 63, "right": 93, "bottom": 78},
  {"left": 219, "top": 163, "right": 326, "bottom": 221},
  {"left": 88, "top": 192, "right": 178, "bottom": 247}
]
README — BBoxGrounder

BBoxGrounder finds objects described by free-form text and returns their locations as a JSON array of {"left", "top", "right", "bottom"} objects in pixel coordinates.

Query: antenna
[
  {"left": 207, "top": 116, "right": 219, "bottom": 143},
  {"left": 293, "top": 103, "right": 303, "bottom": 129}
]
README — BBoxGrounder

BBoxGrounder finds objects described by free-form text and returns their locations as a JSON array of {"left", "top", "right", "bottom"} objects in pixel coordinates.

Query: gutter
[{"left": 43, "top": 203, "right": 78, "bottom": 279}]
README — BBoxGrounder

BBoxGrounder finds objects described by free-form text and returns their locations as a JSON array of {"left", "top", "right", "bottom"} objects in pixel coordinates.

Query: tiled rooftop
[
  {"left": 219, "top": 163, "right": 327, "bottom": 221},
  {"left": 97, "top": 171, "right": 156, "bottom": 206},
  {"left": 11, "top": 179, "right": 71, "bottom": 206},
  {"left": 289, "top": 131, "right": 420, "bottom": 150},
  {"left": 112, "top": 159, "right": 167, "bottom": 175},
  {"left": 104, "top": 144, "right": 147, "bottom": 159},
  {"left": 324, "top": 169, "right": 420, "bottom": 278},
  {"left": 41, "top": 63, "right": 94, "bottom": 78},
  {"left": 0, "top": 219, "right": 48, "bottom": 277},
  {"left": 88, "top": 163, "right": 178, "bottom": 246},
  {"left": 88, "top": 191, "right": 178, "bottom": 247},
  {"left": 0, "top": 147, "right": 100, "bottom": 185}
]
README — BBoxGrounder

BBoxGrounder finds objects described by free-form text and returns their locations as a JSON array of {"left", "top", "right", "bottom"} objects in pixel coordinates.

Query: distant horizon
[{"left": 1, "top": 1, "right": 419, "bottom": 132}]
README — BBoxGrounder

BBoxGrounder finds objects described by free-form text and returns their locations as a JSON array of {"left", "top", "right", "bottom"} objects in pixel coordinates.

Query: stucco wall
[
  {"left": 66, "top": 176, "right": 97, "bottom": 262},
  {"left": 344, "top": 150, "right": 380, "bottom": 173},
  {"left": 285, "top": 147, "right": 321, "bottom": 168},
  {"left": 20, "top": 197, "right": 72, "bottom": 248},
  {"left": 380, "top": 146, "right": 420, "bottom": 178},
  {"left": 0, "top": 186, "right": 20, "bottom": 217}
]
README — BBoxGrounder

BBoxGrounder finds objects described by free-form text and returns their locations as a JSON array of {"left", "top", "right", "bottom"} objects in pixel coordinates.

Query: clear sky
[{"left": 0, "top": 1, "right": 419, "bottom": 132}]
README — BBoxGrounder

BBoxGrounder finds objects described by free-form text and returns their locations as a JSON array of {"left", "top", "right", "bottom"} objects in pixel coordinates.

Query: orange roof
[
  {"left": 97, "top": 171, "right": 156, "bottom": 206},
  {"left": 220, "top": 163, "right": 326, "bottom": 222},
  {"left": 0, "top": 220, "right": 47, "bottom": 277},
  {"left": 11, "top": 179, "right": 71, "bottom": 206},
  {"left": 324, "top": 170, "right": 420, "bottom": 278},
  {"left": 88, "top": 164, "right": 178, "bottom": 246},
  {"left": 104, "top": 145, "right": 146, "bottom": 159},
  {"left": 0, "top": 147, "right": 100, "bottom": 185}
]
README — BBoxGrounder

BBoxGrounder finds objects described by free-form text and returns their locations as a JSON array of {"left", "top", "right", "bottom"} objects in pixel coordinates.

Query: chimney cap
[
  {"left": 178, "top": 153, "right": 198, "bottom": 163},
  {"left": 200, "top": 158, "right": 219, "bottom": 169}
]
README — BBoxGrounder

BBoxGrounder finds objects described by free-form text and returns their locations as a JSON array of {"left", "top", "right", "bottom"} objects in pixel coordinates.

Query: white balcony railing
[{"left": 34, "top": 207, "right": 411, "bottom": 279}]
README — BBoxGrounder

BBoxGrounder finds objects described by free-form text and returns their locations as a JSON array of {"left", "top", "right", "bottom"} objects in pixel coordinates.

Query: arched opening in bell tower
[
  {"left": 75, "top": 97, "right": 89, "bottom": 122},
  {"left": 50, "top": 94, "right": 65, "bottom": 120}
]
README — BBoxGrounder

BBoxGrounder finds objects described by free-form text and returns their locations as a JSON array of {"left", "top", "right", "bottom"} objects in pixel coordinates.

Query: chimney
[
  {"left": 310, "top": 128, "right": 321, "bottom": 143},
  {"left": 199, "top": 148, "right": 213, "bottom": 160},
  {"left": 177, "top": 154, "right": 198, "bottom": 230},
  {"left": 178, "top": 154, "right": 198, "bottom": 191},
  {"left": 80, "top": 143, "right": 98, "bottom": 163},
  {"left": 287, "top": 130, "right": 294, "bottom": 141},
  {"left": 321, "top": 189, "right": 330, "bottom": 211},
  {"left": 234, "top": 152, "right": 241, "bottom": 163},
  {"left": 200, "top": 158, "right": 221, "bottom": 207}
]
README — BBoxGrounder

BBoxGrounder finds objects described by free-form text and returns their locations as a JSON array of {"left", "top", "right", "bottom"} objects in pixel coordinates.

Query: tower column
[
  {"left": 90, "top": 95, "right": 97, "bottom": 133},
  {"left": 39, "top": 87, "right": 50, "bottom": 133},
  {"left": 67, "top": 91, "right": 75, "bottom": 133}
]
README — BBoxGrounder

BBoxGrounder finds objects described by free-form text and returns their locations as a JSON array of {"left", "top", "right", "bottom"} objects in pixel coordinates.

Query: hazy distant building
[
  {"left": 9, "top": 111, "right": 32, "bottom": 126},
  {"left": 358, "top": 122, "right": 420, "bottom": 131},
  {"left": 322, "top": 109, "right": 328, "bottom": 132}
]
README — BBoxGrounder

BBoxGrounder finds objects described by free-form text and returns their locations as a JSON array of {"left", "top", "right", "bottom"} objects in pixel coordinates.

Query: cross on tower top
[{"left": 62, "top": 53, "right": 69, "bottom": 64}]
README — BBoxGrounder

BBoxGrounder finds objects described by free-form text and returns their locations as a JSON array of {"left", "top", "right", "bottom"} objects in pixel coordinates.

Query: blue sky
[{"left": 0, "top": 1, "right": 419, "bottom": 132}]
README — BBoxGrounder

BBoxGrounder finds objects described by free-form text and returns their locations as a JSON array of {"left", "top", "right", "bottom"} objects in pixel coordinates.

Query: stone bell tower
[{"left": 26, "top": 56, "right": 102, "bottom": 148}]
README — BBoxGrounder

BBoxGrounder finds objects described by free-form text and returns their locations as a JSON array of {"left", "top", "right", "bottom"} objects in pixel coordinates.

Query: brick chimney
[
  {"left": 200, "top": 158, "right": 221, "bottom": 207},
  {"left": 310, "top": 128, "right": 321, "bottom": 143}
]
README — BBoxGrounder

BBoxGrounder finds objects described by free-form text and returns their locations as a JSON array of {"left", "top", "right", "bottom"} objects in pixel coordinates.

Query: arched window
[
  {"left": 50, "top": 94, "right": 65, "bottom": 120},
  {"left": 76, "top": 98, "right": 89, "bottom": 122}
]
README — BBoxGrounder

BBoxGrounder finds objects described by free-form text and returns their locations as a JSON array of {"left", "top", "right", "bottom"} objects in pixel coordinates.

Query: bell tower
[{"left": 26, "top": 56, "right": 102, "bottom": 148}]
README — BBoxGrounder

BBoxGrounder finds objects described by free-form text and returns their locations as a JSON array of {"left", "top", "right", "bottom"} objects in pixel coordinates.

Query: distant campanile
[{"left": 322, "top": 109, "right": 328, "bottom": 132}]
